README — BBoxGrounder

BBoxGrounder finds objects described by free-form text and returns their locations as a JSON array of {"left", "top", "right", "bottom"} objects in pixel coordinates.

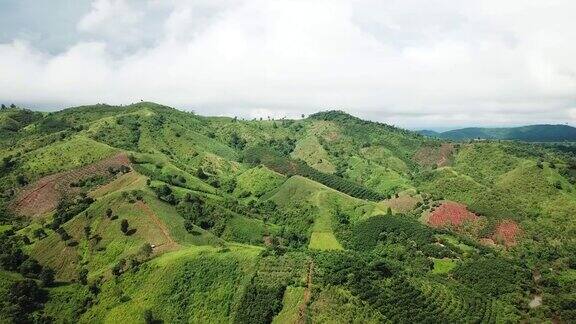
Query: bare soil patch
[
  {"left": 492, "top": 219, "right": 521, "bottom": 247},
  {"left": 12, "top": 153, "right": 130, "bottom": 217},
  {"left": 414, "top": 143, "right": 454, "bottom": 168},
  {"left": 386, "top": 194, "right": 422, "bottom": 213}
]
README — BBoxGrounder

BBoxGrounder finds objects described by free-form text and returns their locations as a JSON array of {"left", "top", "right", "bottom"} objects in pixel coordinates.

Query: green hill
[{"left": 0, "top": 103, "right": 574, "bottom": 323}]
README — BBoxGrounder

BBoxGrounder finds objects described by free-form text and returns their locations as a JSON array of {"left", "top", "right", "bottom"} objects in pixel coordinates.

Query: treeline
[{"left": 243, "top": 147, "right": 384, "bottom": 201}]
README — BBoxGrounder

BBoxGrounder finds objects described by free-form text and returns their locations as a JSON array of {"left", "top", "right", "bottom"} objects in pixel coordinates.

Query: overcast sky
[{"left": 1, "top": 0, "right": 575, "bottom": 129}]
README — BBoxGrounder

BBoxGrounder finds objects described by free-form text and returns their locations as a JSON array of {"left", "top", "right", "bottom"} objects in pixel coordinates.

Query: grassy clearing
[
  {"left": 234, "top": 165, "right": 286, "bottom": 199},
  {"left": 90, "top": 172, "right": 147, "bottom": 198},
  {"left": 291, "top": 135, "right": 336, "bottom": 173},
  {"left": 436, "top": 234, "right": 477, "bottom": 253},
  {"left": 309, "top": 232, "right": 343, "bottom": 250},
  {"left": 20, "top": 135, "right": 118, "bottom": 179},
  {"left": 272, "top": 286, "right": 305, "bottom": 324},
  {"left": 221, "top": 215, "right": 280, "bottom": 245},
  {"left": 432, "top": 258, "right": 457, "bottom": 274},
  {"left": 346, "top": 156, "right": 413, "bottom": 195}
]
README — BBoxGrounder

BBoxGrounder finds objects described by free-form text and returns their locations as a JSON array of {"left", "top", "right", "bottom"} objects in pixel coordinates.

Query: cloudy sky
[{"left": 1, "top": 0, "right": 575, "bottom": 129}]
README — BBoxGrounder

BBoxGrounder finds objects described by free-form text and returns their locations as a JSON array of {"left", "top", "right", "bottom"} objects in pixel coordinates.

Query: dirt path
[
  {"left": 135, "top": 200, "right": 178, "bottom": 251},
  {"left": 298, "top": 260, "right": 314, "bottom": 324}
]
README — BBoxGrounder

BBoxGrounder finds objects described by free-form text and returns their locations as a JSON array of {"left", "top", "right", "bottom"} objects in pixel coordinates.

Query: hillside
[
  {"left": 421, "top": 124, "right": 576, "bottom": 142},
  {"left": 0, "top": 103, "right": 575, "bottom": 323}
]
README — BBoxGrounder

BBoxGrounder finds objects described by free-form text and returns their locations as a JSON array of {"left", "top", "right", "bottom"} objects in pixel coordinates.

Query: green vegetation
[{"left": 0, "top": 103, "right": 574, "bottom": 323}]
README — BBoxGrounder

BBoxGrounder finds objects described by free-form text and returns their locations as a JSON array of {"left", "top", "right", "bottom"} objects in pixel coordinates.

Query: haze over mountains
[{"left": 419, "top": 124, "right": 576, "bottom": 142}]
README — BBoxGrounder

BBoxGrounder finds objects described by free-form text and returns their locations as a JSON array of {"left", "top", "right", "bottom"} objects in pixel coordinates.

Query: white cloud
[{"left": 0, "top": 0, "right": 575, "bottom": 128}]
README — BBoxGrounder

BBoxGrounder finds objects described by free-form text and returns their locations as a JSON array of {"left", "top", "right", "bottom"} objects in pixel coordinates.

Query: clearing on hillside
[
  {"left": 385, "top": 193, "right": 422, "bottom": 213},
  {"left": 492, "top": 220, "right": 522, "bottom": 247},
  {"left": 427, "top": 201, "right": 479, "bottom": 228},
  {"left": 414, "top": 143, "right": 454, "bottom": 168},
  {"left": 12, "top": 153, "right": 131, "bottom": 217}
]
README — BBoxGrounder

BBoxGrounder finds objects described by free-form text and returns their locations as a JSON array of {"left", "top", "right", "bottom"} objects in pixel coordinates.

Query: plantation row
[{"left": 243, "top": 147, "right": 384, "bottom": 201}]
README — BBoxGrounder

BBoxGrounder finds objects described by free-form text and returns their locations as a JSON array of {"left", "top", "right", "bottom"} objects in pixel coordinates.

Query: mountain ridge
[{"left": 419, "top": 124, "right": 576, "bottom": 142}]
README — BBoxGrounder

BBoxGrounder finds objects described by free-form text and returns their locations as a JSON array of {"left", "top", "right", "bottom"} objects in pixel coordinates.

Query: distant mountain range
[{"left": 418, "top": 124, "right": 576, "bottom": 142}]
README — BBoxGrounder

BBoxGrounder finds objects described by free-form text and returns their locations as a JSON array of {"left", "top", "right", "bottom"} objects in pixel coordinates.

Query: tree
[
  {"left": 16, "top": 174, "right": 28, "bottom": 186},
  {"left": 55, "top": 227, "right": 71, "bottom": 241},
  {"left": 143, "top": 309, "right": 155, "bottom": 324},
  {"left": 40, "top": 268, "right": 55, "bottom": 287},
  {"left": 106, "top": 208, "right": 113, "bottom": 218},
  {"left": 10, "top": 103, "right": 16, "bottom": 109},
  {"left": 140, "top": 243, "right": 153, "bottom": 258},
  {"left": 120, "top": 219, "right": 129, "bottom": 234},
  {"left": 78, "top": 268, "right": 88, "bottom": 285},
  {"left": 1, "top": 104, "right": 6, "bottom": 110},
  {"left": 32, "top": 228, "right": 47, "bottom": 239},
  {"left": 8, "top": 279, "right": 46, "bottom": 318},
  {"left": 84, "top": 225, "right": 91, "bottom": 239},
  {"left": 19, "top": 258, "right": 42, "bottom": 278},
  {"left": 112, "top": 259, "right": 126, "bottom": 276}
]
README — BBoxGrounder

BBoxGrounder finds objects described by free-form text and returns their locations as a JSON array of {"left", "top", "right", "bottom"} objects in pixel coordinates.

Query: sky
[{"left": 0, "top": 0, "right": 575, "bottom": 130}]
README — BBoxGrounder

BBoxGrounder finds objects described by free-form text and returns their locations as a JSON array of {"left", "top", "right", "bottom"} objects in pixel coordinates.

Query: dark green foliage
[
  {"left": 120, "top": 219, "right": 129, "bottom": 234},
  {"left": 177, "top": 198, "right": 233, "bottom": 235},
  {"left": 18, "top": 258, "right": 42, "bottom": 278},
  {"left": 349, "top": 215, "right": 434, "bottom": 251},
  {"left": 78, "top": 269, "right": 89, "bottom": 285},
  {"left": 51, "top": 193, "right": 94, "bottom": 229},
  {"left": 33, "top": 228, "right": 47, "bottom": 239},
  {"left": 7, "top": 279, "right": 48, "bottom": 322},
  {"left": 40, "top": 268, "right": 56, "bottom": 287},
  {"left": 453, "top": 257, "right": 530, "bottom": 297},
  {"left": 0, "top": 233, "right": 28, "bottom": 271},
  {"left": 230, "top": 132, "right": 247, "bottom": 150},
  {"left": 233, "top": 277, "right": 286, "bottom": 324},
  {"left": 436, "top": 124, "right": 576, "bottom": 142}
]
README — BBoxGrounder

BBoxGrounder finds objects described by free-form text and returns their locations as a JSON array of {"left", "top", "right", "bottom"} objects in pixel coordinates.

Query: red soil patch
[
  {"left": 492, "top": 220, "right": 521, "bottom": 247},
  {"left": 427, "top": 201, "right": 479, "bottom": 228},
  {"left": 413, "top": 143, "right": 454, "bottom": 168},
  {"left": 12, "top": 153, "right": 131, "bottom": 217}
]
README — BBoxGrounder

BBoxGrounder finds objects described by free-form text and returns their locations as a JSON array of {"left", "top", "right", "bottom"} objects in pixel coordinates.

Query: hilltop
[{"left": 0, "top": 102, "right": 574, "bottom": 323}]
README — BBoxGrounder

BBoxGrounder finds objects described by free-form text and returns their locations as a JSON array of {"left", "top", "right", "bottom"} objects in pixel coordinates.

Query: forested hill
[
  {"left": 420, "top": 124, "right": 576, "bottom": 142},
  {"left": 0, "top": 102, "right": 575, "bottom": 323}
]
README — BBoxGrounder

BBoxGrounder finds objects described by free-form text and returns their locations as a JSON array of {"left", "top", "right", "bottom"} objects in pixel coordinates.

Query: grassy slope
[
  {"left": 291, "top": 135, "right": 336, "bottom": 173},
  {"left": 80, "top": 245, "right": 261, "bottom": 323}
]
